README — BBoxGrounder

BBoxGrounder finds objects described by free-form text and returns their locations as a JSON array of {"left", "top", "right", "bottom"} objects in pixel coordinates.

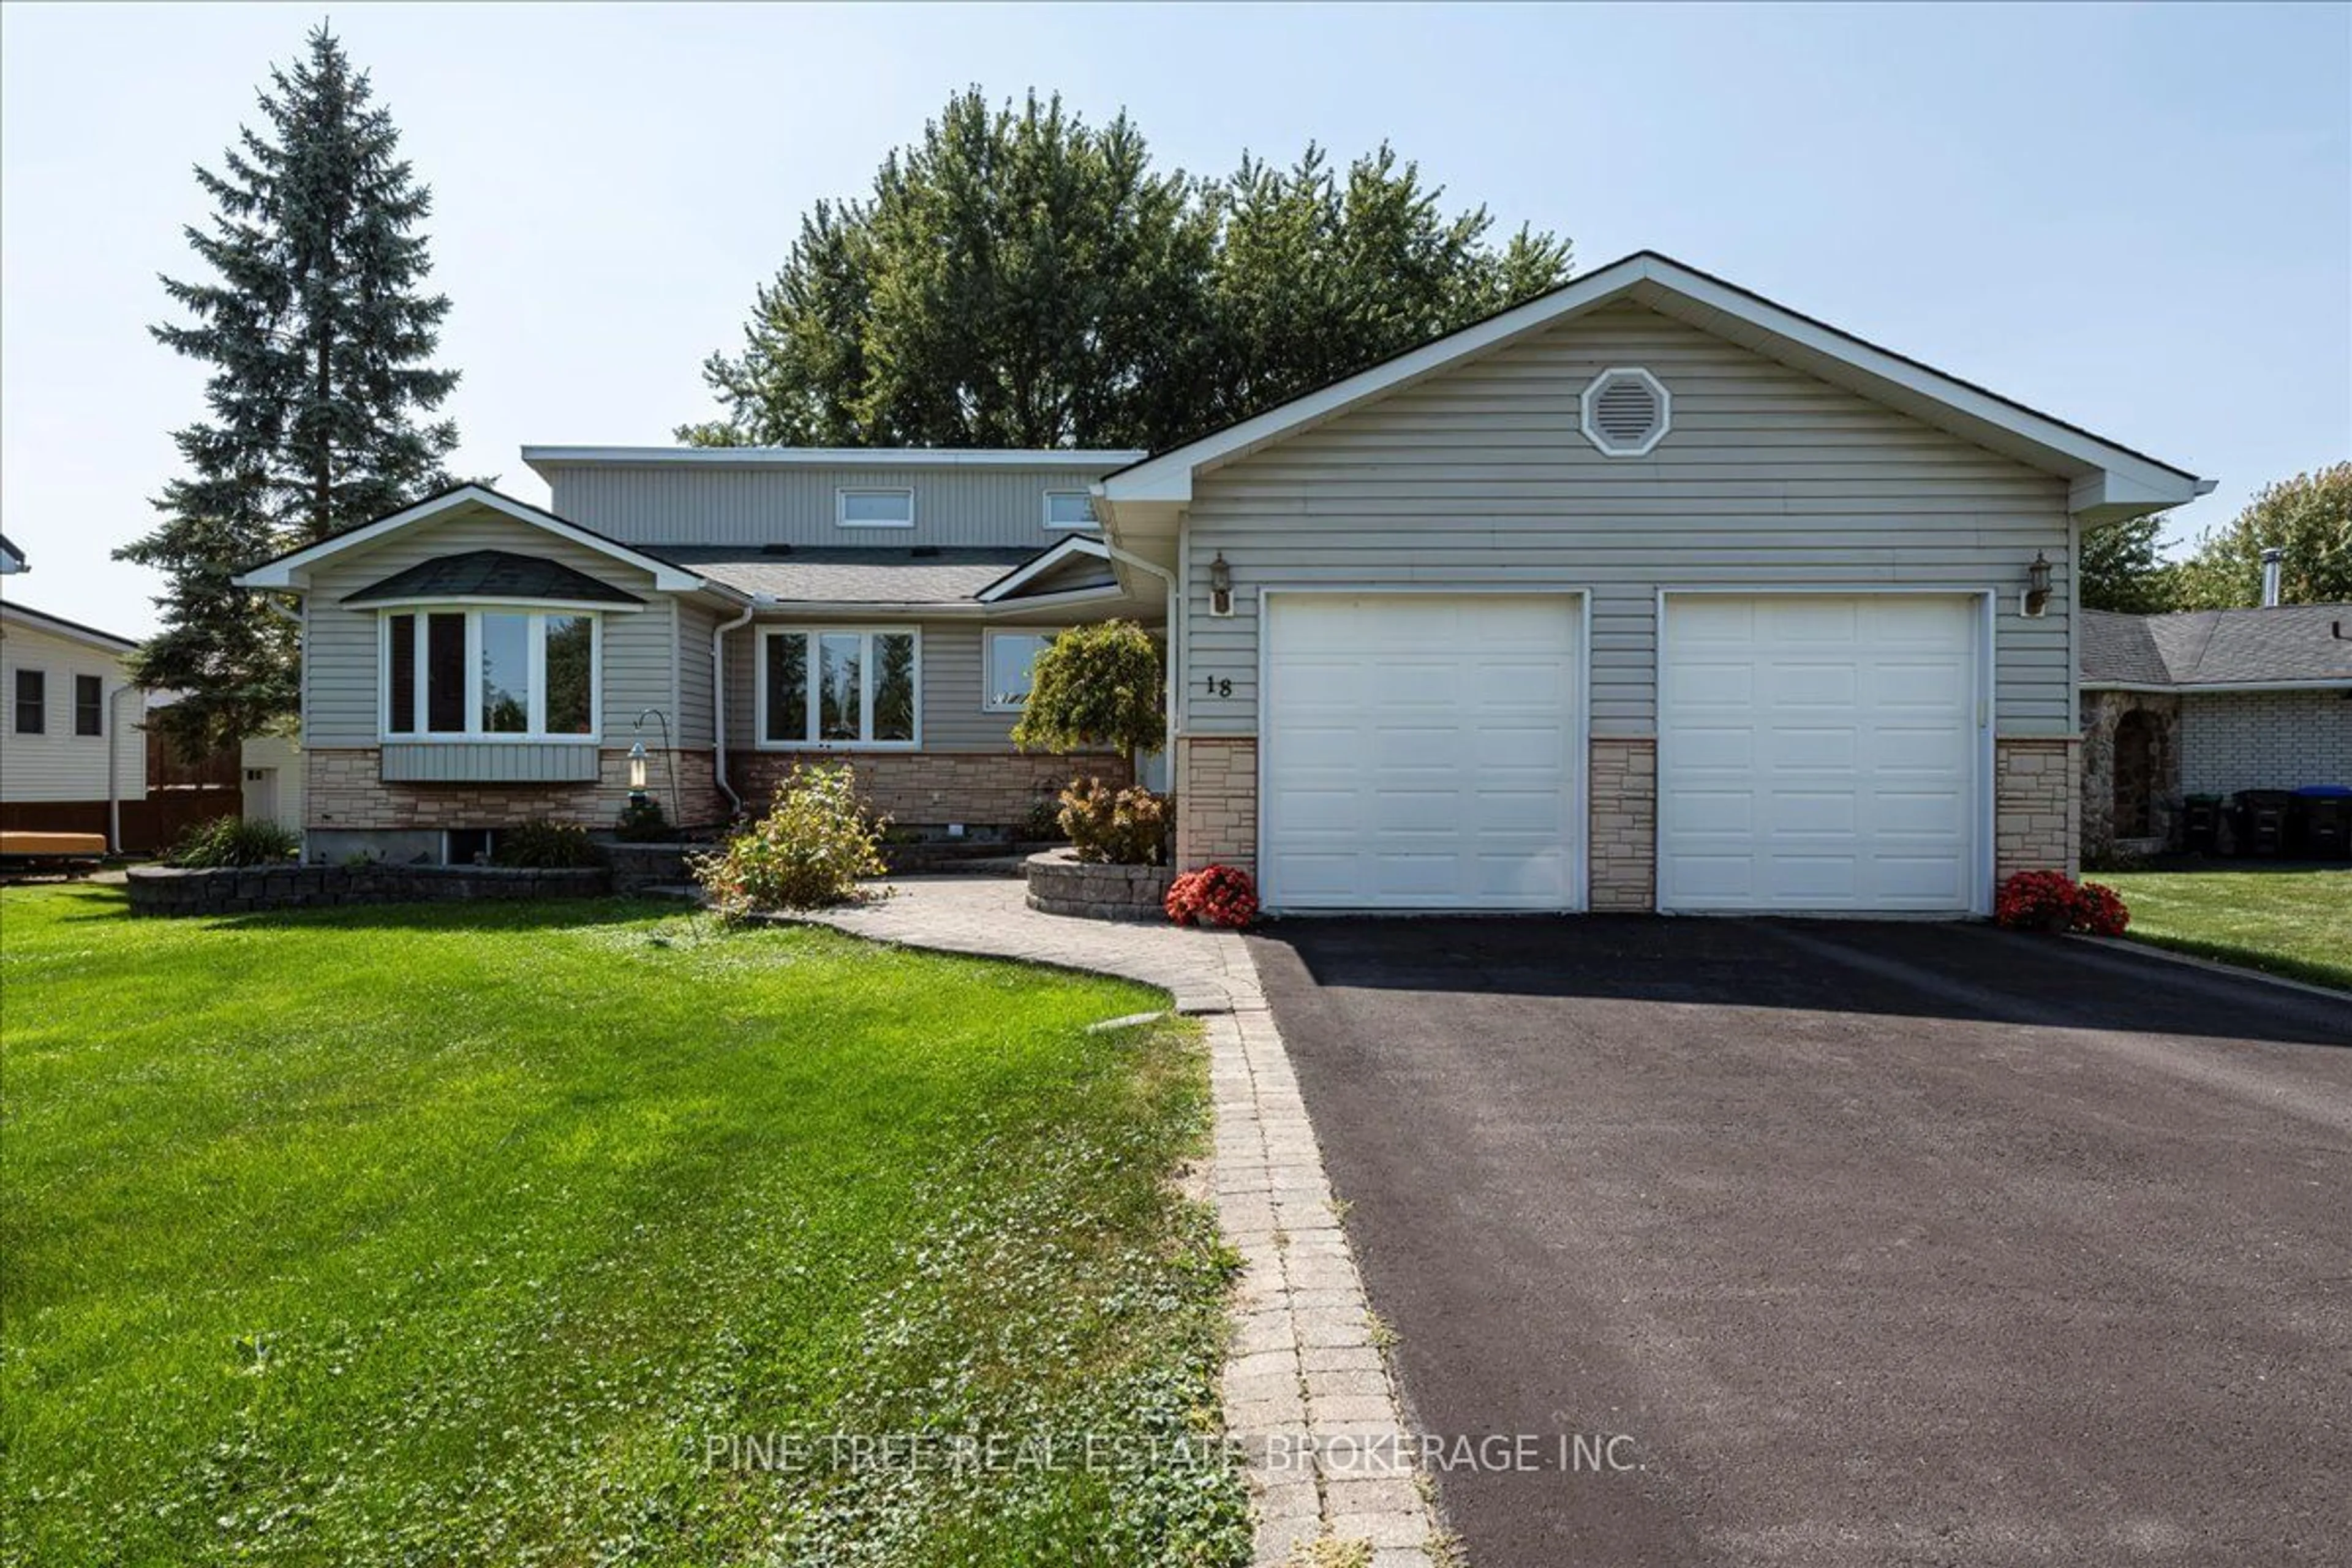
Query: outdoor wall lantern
[
  {"left": 2023, "top": 551, "right": 2053, "bottom": 619},
  {"left": 1209, "top": 552, "right": 1234, "bottom": 617}
]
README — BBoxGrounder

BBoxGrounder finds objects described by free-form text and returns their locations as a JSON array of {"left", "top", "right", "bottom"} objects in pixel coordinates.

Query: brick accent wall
[
  {"left": 307, "top": 748, "right": 722, "bottom": 833},
  {"left": 2179, "top": 689, "right": 2352, "bottom": 796},
  {"left": 1589, "top": 737, "right": 1657, "bottom": 911},
  {"left": 727, "top": 750, "right": 1127, "bottom": 829},
  {"left": 1995, "top": 737, "right": 2079, "bottom": 882},
  {"left": 1176, "top": 737, "right": 1257, "bottom": 873}
]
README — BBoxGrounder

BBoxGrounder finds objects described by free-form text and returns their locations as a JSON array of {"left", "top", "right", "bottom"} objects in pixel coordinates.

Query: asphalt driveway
[{"left": 1246, "top": 918, "right": 2352, "bottom": 1567}]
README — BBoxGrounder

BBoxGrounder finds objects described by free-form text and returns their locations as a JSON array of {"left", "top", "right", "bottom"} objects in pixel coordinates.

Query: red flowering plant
[
  {"left": 1994, "top": 870, "right": 2129, "bottom": 937},
  {"left": 1166, "top": 864, "right": 1259, "bottom": 929}
]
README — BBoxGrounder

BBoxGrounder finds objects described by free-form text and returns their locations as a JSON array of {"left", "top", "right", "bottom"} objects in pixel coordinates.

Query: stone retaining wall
[
  {"left": 127, "top": 862, "right": 610, "bottom": 918},
  {"left": 1023, "top": 848, "right": 1174, "bottom": 922}
]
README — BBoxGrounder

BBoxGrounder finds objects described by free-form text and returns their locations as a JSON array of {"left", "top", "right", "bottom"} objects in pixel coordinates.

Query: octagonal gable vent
[{"left": 1580, "top": 367, "right": 1670, "bottom": 458}]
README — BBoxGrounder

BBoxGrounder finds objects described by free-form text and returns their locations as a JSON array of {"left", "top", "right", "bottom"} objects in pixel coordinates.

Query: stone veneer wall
[
  {"left": 307, "top": 748, "right": 722, "bottom": 834},
  {"left": 1588, "top": 738, "right": 1657, "bottom": 911},
  {"left": 2079, "top": 691, "right": 2182, "bottom": 859},
  {"left": 1175, "top": 737, "right": 1257, "bottom": 873},
  {"left": 726, "top": 750, "right": 1127, "bottom": 829},
  {"left": 1995, "top": 737, "right": 2081, "bottom": 883}
]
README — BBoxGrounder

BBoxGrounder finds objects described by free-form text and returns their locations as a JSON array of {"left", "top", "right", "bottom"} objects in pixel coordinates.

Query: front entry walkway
[{"left": 793, "top": 878, "right": 1439, "bottom": 1566}]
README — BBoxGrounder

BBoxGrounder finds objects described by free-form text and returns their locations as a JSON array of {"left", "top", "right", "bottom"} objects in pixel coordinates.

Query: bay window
[
  {"left": 983, "top": 630, "right": 1060, "bottom": 711},
  {"left": 760, "top": 628, "right": 917, "bottom": 747},
  {"left": 382, "top": 609, "right": 600, "bottom": 739}
]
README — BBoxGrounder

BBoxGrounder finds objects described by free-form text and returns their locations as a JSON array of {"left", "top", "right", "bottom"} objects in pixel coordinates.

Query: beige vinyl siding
[
  {"left": 301, "top": 509, "right": 673, "bottom": 748},
  {"left": 675, "top": 598, "right": 720, "bottom": 748},
  {"left": 1181, "top": 301, "right": 2073, "bottom": 741},
  {"left": 0, "top": 620, "right": 145, "bottom": 802},
  {"left": 544, "top": 465, "right": 1114, "bottom": 550}
]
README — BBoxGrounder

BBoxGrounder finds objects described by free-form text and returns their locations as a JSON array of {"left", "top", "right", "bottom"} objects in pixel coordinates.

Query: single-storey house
[
  {"left": 1, "top": 599, "right": 150, "bottom": 847},
  {"left": 2080, "top": 601, "right": 2352, "bottom": 858},
  {"left": 239, "top": 251, "right": 2211, "bottom": 911}
]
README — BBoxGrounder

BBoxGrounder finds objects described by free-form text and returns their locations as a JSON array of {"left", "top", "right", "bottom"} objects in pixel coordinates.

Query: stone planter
[{"left": 1023, "top": 847, "right": 1174, "bottom": 922}]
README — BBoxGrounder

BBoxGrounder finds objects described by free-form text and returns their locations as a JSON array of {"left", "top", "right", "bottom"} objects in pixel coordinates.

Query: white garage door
[
  {"left": 1659, "top": 594, "right": 1983, "bottom": 913},
  {"left": 1262, "top": 594, "right": 1581, "bottom": 910}
]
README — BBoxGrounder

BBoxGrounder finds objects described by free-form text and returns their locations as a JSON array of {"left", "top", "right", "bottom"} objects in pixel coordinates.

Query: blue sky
[{"left": 2, "top": 1, "right": 2346, "bottom": 636}]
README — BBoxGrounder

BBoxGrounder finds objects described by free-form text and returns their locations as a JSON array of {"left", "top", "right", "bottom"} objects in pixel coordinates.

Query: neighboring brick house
[
  {"left": 2080, "top": 604, "right": 2352, "bottom": 858},
  {"left": 235, "top": 453, "right": 1155, "bottom": 864}
]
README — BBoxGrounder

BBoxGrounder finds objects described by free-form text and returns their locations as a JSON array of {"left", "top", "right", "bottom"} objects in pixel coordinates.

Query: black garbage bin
[
  {"left": 2182, "top": 794, "right": 2222, "bottom": 854},
  {"left": 2291, "top": 785, "right": 2352, "bottom": 861},
  {"left": 2231, "top": 790, "right": 2295, "bottom": 858}
]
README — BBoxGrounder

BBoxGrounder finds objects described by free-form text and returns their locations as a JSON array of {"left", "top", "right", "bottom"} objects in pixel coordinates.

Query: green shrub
[
  {"left": 1020, "top": 794, "right": 1065, "bottom": 843},
  {"left": 1058, "top": 777, "right": 1170, "bottom": 865},
  {"left": 491, "top": 821, "right": 604, "bottom": 870},
  {"left": 693, "top": 763, "right": 889, "bottom": 919},
  {"left": 612, "top": 794, "right": 672, "bottom": 842},
  {"left": 1011, "top": 620, "right": 1164, "bottom": 766},
  {"left": 167, "top": 816, "right": 300, "bottom": 869}
]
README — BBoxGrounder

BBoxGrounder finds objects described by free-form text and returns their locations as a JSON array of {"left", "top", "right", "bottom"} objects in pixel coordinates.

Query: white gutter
[
  {"left": 1096, "top": 540, "right": 1180, "bottom": 783},
  {"left": 2084, "top": 679, "right": 2352, "bottom": 695},
  {"left": 711, "top": 601, "right": 756, "bottom": 815}
]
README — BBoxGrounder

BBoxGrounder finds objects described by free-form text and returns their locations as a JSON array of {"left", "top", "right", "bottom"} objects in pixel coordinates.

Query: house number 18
[{"left": 1202, "top": 675, "right": 1233, "bottom": 698}]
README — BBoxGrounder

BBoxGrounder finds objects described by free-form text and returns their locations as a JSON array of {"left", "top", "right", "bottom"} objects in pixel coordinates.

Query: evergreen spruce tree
[{"left": 120, "top": 23, "right": 459, "bottom": 753}]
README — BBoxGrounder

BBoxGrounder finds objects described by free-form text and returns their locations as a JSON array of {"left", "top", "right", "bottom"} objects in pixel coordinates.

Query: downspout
[
  {"left": 105, "top": 684, "right": 140, "bottom": 854},
  {"left": 1098, "top": 538, "right": 1178, "bottom": 791},
  {"left": 264, "top": 595, "right": 305, "bottom": 858},
  {"left": 712, "top": 600, "right": 758, "bottom": 815}
]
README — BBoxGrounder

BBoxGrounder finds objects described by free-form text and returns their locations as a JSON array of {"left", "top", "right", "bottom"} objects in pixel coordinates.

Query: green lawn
[
  {"left": 0, "top": 886, "right": 1248, "bottom": 1567},
  {"left": 2095, "top": 865, "right": 2352, "bottom": 992}
]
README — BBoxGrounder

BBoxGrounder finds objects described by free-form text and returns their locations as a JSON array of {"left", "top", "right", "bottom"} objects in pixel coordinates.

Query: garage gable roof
[{"left": 1098, "top": 251, "right": 2211, "bottom": 524}]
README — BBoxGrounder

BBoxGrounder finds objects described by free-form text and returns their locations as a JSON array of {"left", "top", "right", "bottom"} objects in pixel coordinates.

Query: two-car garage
[{"left": 1259, "top": 592, "right": 1988, "bottom": 915}]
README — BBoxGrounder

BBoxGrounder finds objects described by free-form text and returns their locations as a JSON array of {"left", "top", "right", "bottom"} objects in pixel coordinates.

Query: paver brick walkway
[{"left": 791, "top": 877, "right": 1439, "bottom": 1567}]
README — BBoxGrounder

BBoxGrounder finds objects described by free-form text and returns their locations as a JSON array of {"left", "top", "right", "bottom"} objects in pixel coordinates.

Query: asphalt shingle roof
[
  {"left": 647, "top": 546, "right": 1041, "bottom": 605},
  {"left": 2081, "top": 605, "right": 2352, "bottom": 687},
  {"left": 342, "top": 549, "right": 644, "bottom": 606}
]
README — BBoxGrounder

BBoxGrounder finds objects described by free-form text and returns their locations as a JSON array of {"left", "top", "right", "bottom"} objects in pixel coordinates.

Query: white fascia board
[
  {"left": 2072, "top": 471, "right": 2220, "bottom": 527},
  {"left": 0, "top": 601, "right": 140, "bottom": 654},
  {"left": 521, "top": 445, "right": 1145, "bottom": 479},
  {"left": 975, "top": 537, "right": 1111, "bottom": 603},
  {"left": 232, "top": 484, "right": 708, "bottom": 594},
  {"left": 741, "top": 584, "right": 1138, "bottom": 619},
  {"left": 1098, "top": 251, "right": 2206, "bottom": 514}
]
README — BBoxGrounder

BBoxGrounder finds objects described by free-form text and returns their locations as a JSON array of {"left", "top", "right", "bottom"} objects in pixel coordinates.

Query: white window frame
[
  {"left": 835, "top": 486, "right": 916, "bottom": 530},
  {"left": 377, "top": 607, "right": 603, "bottom": 742},
  {"left": 756, "top": 626, "right": 922, "bottom": 749},
  {"left": 1042, "top": 490, "right": 1097, "bottom": 531},
  {"left": 982, "top": 628, "right": 1063, "bottom": 712}
]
